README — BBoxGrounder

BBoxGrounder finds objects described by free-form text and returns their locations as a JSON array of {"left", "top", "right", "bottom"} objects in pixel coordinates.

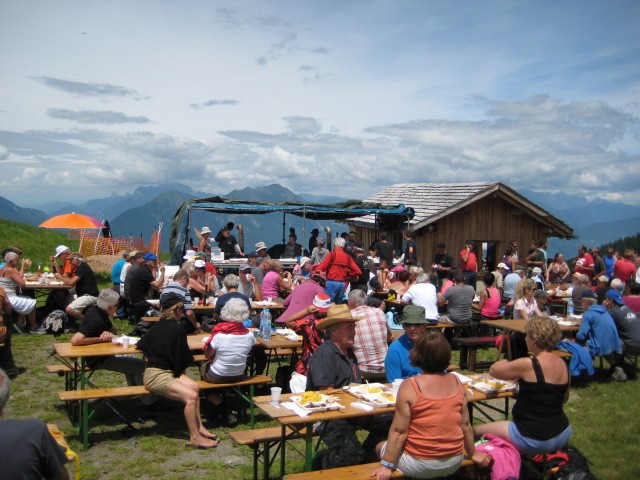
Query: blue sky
[{"left": 1, "top": 1, "right": 638, "bottom": 206}]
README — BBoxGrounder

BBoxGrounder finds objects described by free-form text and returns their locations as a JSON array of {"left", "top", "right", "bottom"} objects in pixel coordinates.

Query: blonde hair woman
[
  {"left": 475, "top": 316, "right": 571, "bottom": 455},
  {"left": 513, "top": 279, "right": 542, "bottom": 320}
]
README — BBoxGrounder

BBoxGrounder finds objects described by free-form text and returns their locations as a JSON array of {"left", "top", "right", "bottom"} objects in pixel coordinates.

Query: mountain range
[{"left": 1, "top": 184, "right": 638, "bottom": 258}]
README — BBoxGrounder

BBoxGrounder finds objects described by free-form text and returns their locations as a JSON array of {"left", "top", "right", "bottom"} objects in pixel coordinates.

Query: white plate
[
  {"left": 290, "top": 394, "right": 337, "bottom": 410},
  {"left": 361, "top": 392, "right": 396, "bottom": 407},
  {"left": 451, "top": 371, "right": 473, "bottom": 384},
  {"left": 557, "top": 320, "right": 578, "bottom": 326},
  {"left": 348, "top": 383, "right": 391, "bottom": 399},
  {"left": 470, "top": 378, "right": 517, "bottom": 394}
]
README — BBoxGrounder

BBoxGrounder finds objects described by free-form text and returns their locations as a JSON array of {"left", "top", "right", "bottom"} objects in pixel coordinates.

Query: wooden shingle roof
[{"left": 351, "top": 182, "right": 574, "bottom": 238}]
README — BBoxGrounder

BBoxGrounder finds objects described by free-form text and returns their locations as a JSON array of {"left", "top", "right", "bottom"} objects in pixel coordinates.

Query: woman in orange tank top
[{"left": 371, "top": 331, "right": 490, "bottom": 479}]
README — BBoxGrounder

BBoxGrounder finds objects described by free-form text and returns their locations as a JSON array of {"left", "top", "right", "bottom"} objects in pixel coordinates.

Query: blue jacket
[
  {"left": 556, "top": 341, "right": 595, "bottom": 377},
  {"left": 576, "top": 304, "right": 621, "bottom": 356}
]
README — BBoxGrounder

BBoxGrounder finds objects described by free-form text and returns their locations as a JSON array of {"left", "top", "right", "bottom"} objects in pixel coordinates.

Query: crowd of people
[{"left": 1, "top": 226, "right": 639, "bottom": 477}]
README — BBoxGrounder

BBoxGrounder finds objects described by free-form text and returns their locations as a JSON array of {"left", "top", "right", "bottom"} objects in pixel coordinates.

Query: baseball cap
[
  {"left": 581, "top": 289, "right": 597, "bottom": 300},
  {"left": 312, "top": 293, "right": 332, "bottom": 312},
  {"left": 534, "top": 289, "right": 547, "bottom": 298},
  {"left": 239, "top": 263, "right": 252, "bottom": 272},
  {"left": 532, "top": 267, "right": 542, "bottom": 275},
  {"left": 194, "top": 259, "right": 206, "bottom": 268},
  {"left": 247, "top": 251, "right": 258, "bottom": 258},
  {"left": 54, "top": 245, "right": 71, "bottom": 257},
  {"left": 144, "top": 252, "right": 158, "bottom": 261},
  {"left": 605, "top": 289, "right": 625, "bottom": 306},
  {"left": 496, "top": 262, "right": 508, "bottom": 269},
  {"left": 183, "top": 249, "right": 196, "bottom": 260}
]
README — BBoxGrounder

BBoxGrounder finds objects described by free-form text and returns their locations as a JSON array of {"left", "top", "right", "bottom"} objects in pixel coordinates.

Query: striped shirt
[{"left": 160, "top": 282, "right": 193, "bottom": 309}]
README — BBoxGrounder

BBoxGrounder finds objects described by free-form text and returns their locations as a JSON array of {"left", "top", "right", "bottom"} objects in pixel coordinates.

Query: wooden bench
[
  {"left": 230, "top": 426, "right": 316, "bottom": 480},
  {"left": 282, "top": 458, "right": 474, "bottom": 479},
  {"left": 452, "top": 337, "right": 498, "bottom": 372},
  {"left": 59, "top": 375, "right": 271, "bottom": 449},
  {"left": 46, "top": 364, "right": 94, "bottom": 391},
  {"left": 48, "top": 424, "right": 81, "bottom": 480}
]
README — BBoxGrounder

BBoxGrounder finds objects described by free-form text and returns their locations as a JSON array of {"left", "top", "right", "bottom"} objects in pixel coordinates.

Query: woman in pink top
[
  {"left": 477, "top": 272, "right": 502, "bottom": 319},
  {"left": 371, "top": 331, "right": 489, "bottom": 479},
  {"left": 261, "top": 260, "right": 291, "bottom": 300}
]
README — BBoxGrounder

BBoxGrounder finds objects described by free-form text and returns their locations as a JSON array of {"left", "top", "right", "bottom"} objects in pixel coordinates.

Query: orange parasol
[{"left": 39, "top": 212, "right": 106, "bottom": 229}]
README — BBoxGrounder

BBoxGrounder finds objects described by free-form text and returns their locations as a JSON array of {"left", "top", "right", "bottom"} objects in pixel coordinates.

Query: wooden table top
[
  {"left": 481, "top": 318, "right": 581, "bottom": 334},
  {"left": 256, "top": 335, "right": 302, "bottom": 349},
  {"left": 23, "top": 281, "right": 71, "bottom": 290},
  {"left": 53, "top": 334, "right": 210, "bottom": 358},
  {"left": 253, "top": 384, "right": 514, "bottom": 425}
]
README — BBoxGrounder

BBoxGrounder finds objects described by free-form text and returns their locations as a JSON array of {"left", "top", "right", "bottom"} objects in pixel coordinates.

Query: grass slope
[{"left": 0, "top": 217, "right": 80, "bottom": 267}]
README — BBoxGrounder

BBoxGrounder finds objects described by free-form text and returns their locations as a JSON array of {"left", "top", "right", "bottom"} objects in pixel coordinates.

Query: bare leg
[
  {"left": 162, "top": 375, "right": 217, "bottom": 447},
  {"left": 27, "top": 310, "right": 37, "bottom": 330},
  {"left": 474, "top": 420, "right": 513, "bottom": 443},
  {"left": 65, "top": 305, "right": 84, "bottom": 322}
]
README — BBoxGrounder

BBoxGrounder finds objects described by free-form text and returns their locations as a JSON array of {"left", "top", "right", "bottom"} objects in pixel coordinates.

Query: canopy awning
[{"left": 169, "top": 196, "right": 414, "bottom": 264}]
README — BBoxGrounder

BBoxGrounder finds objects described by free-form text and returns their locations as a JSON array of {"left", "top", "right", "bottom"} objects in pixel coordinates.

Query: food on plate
[
  {"left": 300, "top": 391, "right": 323, "bottom": 404},
  {"left": 363, "top": 385, "right": 382, "bottom": 394},
  {"left": 380, "top": 392, "right": 395, "bottom": 402}
]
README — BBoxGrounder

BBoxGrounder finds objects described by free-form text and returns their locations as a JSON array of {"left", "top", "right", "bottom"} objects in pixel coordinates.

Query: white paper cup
[
  {"left": 392, "top": 379, "right": 403, "bottom": 396},
  {"left": 122, "top": 337, "right": 130, "bottom": 349},
  {"left": 271, "top": 386, "right": 282, "bottom": 403},
  {"left": 193, "top": 297, "right": 200, "bottom": 305},
  {"left": 267, "top": 297, "right": 273, "bottom": 303}
]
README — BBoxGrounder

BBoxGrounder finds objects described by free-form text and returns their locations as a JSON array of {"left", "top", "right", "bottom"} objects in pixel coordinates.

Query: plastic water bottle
[
  {"left": 567, "top": 300, "right": 574, "bottom": 317},
  {"left": 260, "top": 308, "right": 272, "bottom": 340}
]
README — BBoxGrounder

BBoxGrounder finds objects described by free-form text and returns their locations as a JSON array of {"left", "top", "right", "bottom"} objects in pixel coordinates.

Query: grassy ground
[{"left": 3, "top": 323, "right": 639, "bottom": 479}]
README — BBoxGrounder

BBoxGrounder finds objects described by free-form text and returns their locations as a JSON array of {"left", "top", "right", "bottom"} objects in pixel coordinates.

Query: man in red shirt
[
  {"left": 574, "top": 245, "right": 595, "bottom": 280},
  {"left": 315, "top": 237, "right": 361, "bottom": 304},
  {"left": 614, "top": 249, "right": 637, "bottom": 283},
  {"left": 459, "top": 241, "right": 478, "bottom": 287}
]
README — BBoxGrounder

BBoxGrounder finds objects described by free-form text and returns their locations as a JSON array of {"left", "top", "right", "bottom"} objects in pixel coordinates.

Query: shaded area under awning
[{"left": 169, "top": 196, "right": 414, "bottom": 264}]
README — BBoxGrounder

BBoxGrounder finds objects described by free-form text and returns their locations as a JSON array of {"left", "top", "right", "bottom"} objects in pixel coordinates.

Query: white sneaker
[
  {"left": 612, "top": 366, "right": 628, "bottom": 382},
  {"left": 30, "top": 326, "right": 47, "bottom": 335}
]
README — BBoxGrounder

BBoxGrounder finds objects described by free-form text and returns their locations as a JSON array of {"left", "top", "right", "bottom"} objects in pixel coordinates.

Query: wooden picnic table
[
  {"left": 481, "top": 318, "right": 581, "bottom": 360},
  {"left": 253, "top": 384, "right": 514, "bottom": 477}
]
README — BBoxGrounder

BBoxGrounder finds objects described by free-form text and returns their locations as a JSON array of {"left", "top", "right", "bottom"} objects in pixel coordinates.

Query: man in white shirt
[{"left": 400, "top": 273, "right": 439, "bottom": 322}]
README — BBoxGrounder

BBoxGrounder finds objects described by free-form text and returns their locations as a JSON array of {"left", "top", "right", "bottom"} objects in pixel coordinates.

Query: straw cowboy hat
[{"left": 316, "top": 304, "right": 362, "bottom": 330}]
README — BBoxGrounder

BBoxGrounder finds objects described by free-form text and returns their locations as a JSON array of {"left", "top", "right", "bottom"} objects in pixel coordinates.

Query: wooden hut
[{"left": 345, "top": 182, "right": 574, "bottom": 271}]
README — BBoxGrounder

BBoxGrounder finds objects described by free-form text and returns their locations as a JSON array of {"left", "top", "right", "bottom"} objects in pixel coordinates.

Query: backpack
[
  {"left": 44, "top": 310, "right": 67, "bottom": 336},
  {"left": 530, "top": 446, "right": 597, "bottom": 480}
]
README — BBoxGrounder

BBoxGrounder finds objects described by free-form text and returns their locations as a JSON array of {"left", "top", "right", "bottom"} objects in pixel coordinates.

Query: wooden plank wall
[{"left": 350, "top": 195, "right": 550, "bottom": 272}]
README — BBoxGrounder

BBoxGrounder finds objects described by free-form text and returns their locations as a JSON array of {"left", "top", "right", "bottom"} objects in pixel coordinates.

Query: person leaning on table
[
  {"left": 136, "top": 293, "right": 219, "bottom": 449},
  {"left": 372, "top": 331, "right": 489, "bottom": 480},
  {"left": 474, "top": 316, "right": 572, "bottom": 455},
  {"left": 70, "top": 289, "right": 156, "bottom": 406}
]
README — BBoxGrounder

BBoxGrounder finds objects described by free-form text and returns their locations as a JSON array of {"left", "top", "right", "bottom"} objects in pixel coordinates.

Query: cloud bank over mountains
[{"left": 0, "top": 2, "right": 638, "bottom": 206}]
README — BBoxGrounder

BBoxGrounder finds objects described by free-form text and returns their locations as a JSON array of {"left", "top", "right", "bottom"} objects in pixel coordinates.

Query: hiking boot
[{"left": 612, "top": 366, "right": 628, "bottom": 382}]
